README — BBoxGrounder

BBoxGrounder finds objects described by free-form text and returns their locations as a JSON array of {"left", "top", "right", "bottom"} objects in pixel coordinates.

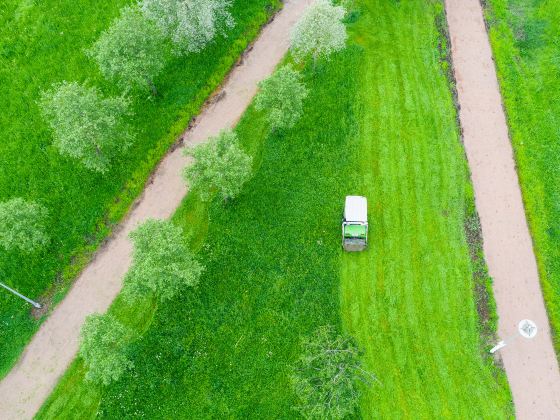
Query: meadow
[
  {"left": 484, "top": 0, "right": 560, "bottom": 353},
  {"left": 340, "top": 1, "right": 512, "bottom": 416},
  {"left": 0, "top": 0, "right": 279, "bottom": 377},
  {"left": 38, "top": 1, "right": 512, "bottom": 418}
]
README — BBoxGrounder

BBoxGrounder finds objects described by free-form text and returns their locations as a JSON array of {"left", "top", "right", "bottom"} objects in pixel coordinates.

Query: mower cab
[{"left": 342, "top": 196, "right": 368, "bottom": 252}]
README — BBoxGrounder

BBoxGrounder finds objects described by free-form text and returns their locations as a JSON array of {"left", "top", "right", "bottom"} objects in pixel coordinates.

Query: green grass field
[
  {"left": 0, "top": 0, "right": 279, "bottom": 378},
  {"left": 340, "top": 1, "right": 512, "bottom": 416},
  {"left": 38, "top": 0, "right": 512, "bottom": 418},
  {"left": 484, "top": 0, "right": 560, "bottom": 354}
]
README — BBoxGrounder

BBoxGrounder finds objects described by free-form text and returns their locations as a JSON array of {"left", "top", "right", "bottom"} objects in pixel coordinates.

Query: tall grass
[{"left": 0, "top": 0, "right": 279, "bottom": 378}]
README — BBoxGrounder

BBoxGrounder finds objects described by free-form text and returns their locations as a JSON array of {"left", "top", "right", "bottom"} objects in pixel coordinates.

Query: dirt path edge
[{"left": 444, "top": 0, "right": 560, "bottom": 418}]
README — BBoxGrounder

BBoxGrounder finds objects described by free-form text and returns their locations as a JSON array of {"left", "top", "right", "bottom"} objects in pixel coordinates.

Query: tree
[
  {"left": 291, "top": 326, "right": 375, "bottom": 419},
  {"left": 140, "top": 0, "right": 234, "bottom": 55},
  {"left": 79, "top": 313, "right": 134, "bottom": 386},
  {"left": 183, "top": 129, "right": 252, "bottom": 202},
  {"left": 87, "top": 6, "right": 169, "bottom": 94},
  {"left": 0, "top": 198, "right": 48, "bottom": 253},
  {"left": 255, "top": 65, "right": 308, "bottom": 132},
  {"left": 290, "top": 0, "right": 347, "bottom": 65},
  {"left": 39, "top": 81, "right": 132, "bottom": 173},
  {"left": 124, "top": 219, "right": 203, "bottom": 302}
]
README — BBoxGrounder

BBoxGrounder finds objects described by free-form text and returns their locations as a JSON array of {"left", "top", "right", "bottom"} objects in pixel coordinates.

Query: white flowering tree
[
  {"left": 0, "top": 198, "right": 49, "bottom": 253},
  {"left": 255, "top": 65, "right": 308, "bottom": 132},
  {"left": 124, "top": 219, "right": 203, "bottom": 302},
  {"left": 183, "top": 129, "right": 252, "bottom": 202},
  {"left": 80, "top": 314, "right": 134, "bottom": 386},
  {"left": 87, "top": 6, "right": 168, "bottom": 94},
  {"left": 291, "top": 0, "right": 347, "bottom": 66},
  {"left": 39, "top": 81, "right": 132, "bottom": 173},
  {"left": 140, "top": 0, "right": 234, "bottom": 55}
]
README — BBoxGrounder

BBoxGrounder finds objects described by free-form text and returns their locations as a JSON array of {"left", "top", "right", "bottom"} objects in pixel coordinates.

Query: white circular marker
[{"left": 518, "top": 319, "right": 537, "bottom": 339}]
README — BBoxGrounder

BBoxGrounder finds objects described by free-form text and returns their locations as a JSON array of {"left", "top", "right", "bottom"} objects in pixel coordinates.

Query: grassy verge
[
  {"left": 483, "top": 0, "right": 560, "bottom": 354},
  {"left": 39, "top": 0, "right": 512, "bottom": 418},
  {"left": 0, "top": 0, "right": 279, "bottom": 378}
]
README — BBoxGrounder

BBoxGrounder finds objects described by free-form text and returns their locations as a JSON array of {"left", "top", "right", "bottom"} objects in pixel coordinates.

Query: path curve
[
  {"left": 0, "top": 1, "right": 313, "bottom": 418},
  {"left": 445, "top": 0, "right": 560, "bottom": 418}
]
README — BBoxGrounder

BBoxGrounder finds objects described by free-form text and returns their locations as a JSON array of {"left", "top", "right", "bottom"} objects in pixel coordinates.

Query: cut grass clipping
[
  {"left": 0, "top": 0, "right": 280, "bottom": 378},
  {"left": 484, "top": 0, "right": 560, "bottom": 354},
  {"left": 39, "top": 0, "right": 511, "bottom": 418}
]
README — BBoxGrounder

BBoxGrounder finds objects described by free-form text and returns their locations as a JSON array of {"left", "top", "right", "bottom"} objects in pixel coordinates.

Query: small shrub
[
  {"left": 0, "top": 198, "right": 49, "bottom": 253},
  {"left": 79, "top": 314, "right": 134, "bottom": 386}
]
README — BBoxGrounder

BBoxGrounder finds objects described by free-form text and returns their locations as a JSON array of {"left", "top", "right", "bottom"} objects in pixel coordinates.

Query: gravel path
[
  {"left": 0, "top": 1, "right": 312, "bottom": 418},
  {"left": 445, "top": 0, "right": 560, "bottom": 417}
]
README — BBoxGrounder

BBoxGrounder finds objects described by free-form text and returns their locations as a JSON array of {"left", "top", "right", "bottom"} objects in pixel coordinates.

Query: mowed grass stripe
[{"left": 341, "top": 1, "right": 511, "bottom": 417}]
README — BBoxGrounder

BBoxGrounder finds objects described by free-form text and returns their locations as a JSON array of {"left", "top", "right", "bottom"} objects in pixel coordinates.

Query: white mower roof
[{"left": 344, "top": 196, "right": 368, "bottom": 223}]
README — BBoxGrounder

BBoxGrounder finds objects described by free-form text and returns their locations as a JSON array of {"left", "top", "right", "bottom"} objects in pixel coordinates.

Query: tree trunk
[
  {"left": 313, "top": 52, "right": 318, "bottom": 73},
  {"left": 146, "top": 78, "right": 158, "bottom": 96}
]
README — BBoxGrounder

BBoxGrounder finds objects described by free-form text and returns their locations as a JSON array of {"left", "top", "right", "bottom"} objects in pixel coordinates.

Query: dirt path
[
  {"left": 445, "top": 0, "right": 560, "bottom": 417},
  {"left": 0, "top": 1, "right": 313, "bottom": 418}
]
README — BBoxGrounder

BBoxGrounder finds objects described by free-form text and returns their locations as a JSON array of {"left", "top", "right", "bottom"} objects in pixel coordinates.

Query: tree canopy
[
  {"left": 0, "top": 198, "right": 49, "bottom": 253},
  {"left": 255, "top": 65, "right": 308, "bottom": 131},
  {"left": 39, "top": 81, "right": 132, "bottom": 173},
  {"left": 79, "top": 313, "right": 134, "bottom": 386},
  {"left": 124, "top": 219, "right": 203, "bottom": 302},
  {"left": 140, "top": 0, "right": 234, "bottom": 55},
  {"left": 291, "top": 326, "right": 375, "bottom": 419},
  {"left": 87, "top": 6, "right": 169, "bottom": 94},
  {"left": 183, "top": 129, "right": 252, "bottom": 201},
  {"left": 291, "top": 0, "right": 347, "bottom": 64}
]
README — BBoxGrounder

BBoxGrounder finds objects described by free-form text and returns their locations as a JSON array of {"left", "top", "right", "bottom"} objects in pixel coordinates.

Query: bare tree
[
  {"left": 183, "top": 129, "right": 252, "bottom": 202},
  {"left": 291, "top": 326, "right": 376, "bottom": 419}
]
